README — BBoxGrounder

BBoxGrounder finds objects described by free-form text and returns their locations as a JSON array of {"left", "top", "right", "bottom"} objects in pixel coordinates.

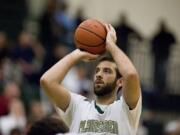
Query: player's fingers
[
  {"left": 105, "top": 24, "right": 110, "bottom": 32},
  {"left": 108, "top": 24, "right": 116, "bottom": 36},
  {"left": 112, "top": 27, "right": 116, "bottom": 35},
  {"left": 108, "top": 24, "right": 111, "bottom": 30},
  {"left": 109, "top": 24, "right": 116, "bottom": 34},
  {"left": 82, "top": 53, "right": 99, "bottom": 62},
  {"left": 84, "top": 51, "right": 99, "bottom": 58},
  {"left": 89, "top": 54, "right": 99, "bottom": 59}
]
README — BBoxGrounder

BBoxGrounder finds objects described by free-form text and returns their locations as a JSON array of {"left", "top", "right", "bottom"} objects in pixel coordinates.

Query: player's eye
[
  {"left": 103, "top": 68, "right": 112, "bottom": 74},
  {"left": 95, "top": 68, "right": 100, "bottom": 74}
]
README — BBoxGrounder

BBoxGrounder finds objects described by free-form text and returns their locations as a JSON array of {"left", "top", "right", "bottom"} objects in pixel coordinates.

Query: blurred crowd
[{"left": 0, "top": 0, "right": 179, "bottom": 135}]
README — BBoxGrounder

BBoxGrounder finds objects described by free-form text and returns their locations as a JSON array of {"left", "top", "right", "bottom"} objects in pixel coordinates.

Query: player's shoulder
[{"left": 70, "top": 92, "right": 92, "bottom": 103}]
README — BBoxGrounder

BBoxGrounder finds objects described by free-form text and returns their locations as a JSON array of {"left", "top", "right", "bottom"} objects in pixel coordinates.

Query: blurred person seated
[
  {"left": 28, "top": 100, "right": 45, "bottom": 122},
  {"left": 137, "top": 121, "right": 148, "bottom": 135},
  {"left": 9, "top": 128, "right": 23, "bottom": 135},
  {"left": 41, "top": 43, "right": 69, "bottom": 74},
  {"left": 0, "top": 82, "right": 21, "bottom": 116},
  {"left": 10, "top": 31, "right": 40, "bottom": 84},
  {"left": 0, "top": 64, "right": 3, "bottom": 91},
  {"left": 61, "top": 63, "right": 91, "bottom": 96},
  {"left": 75, "top": 65, "right": 91, "bottom": 97},
  {"left": 164, "top": 120, "right": 180, "bottom": 135},
  {"left": 0, "top": 98, "right": 26, "bottom": 135},
  {"left": 27, "top": 117, "right": 69, "bottom": 135},
  {"left": 11, "top": 31, "right": 35, "bottom": 66}
]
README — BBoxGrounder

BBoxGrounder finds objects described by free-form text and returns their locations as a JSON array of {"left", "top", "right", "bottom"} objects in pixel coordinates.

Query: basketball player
[{"left": 40, "top": 24, "right": 142, "bottom": 135}]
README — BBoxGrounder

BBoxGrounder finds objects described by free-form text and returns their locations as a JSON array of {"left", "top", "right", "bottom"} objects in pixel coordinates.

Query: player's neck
[{"left": 96, "top": 93, "right": 116, "bottom": 105}]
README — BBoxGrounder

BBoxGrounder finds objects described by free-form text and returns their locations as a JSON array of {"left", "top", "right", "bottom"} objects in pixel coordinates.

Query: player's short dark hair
[
  {"left": 27, "top": 117, "right": 69, "bottom": 135},
  {"left": 98, "top": 56, "right": 122, "bottom": 79}
]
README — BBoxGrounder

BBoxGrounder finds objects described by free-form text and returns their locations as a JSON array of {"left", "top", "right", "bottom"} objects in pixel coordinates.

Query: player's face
[{"left": 93, "top": 61, "right": 117, "bottom": 96}]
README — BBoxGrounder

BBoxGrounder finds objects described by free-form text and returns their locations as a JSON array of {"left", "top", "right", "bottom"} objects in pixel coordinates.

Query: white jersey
[
  {"left": 56, "top": 133, "right": 106, "bottom": 135},
  {"left": 56, "top": 92, "right": 142, "bottom": 135}
]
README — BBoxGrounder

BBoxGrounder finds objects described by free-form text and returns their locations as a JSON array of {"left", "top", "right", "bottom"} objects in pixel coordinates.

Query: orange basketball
[{"left": 74, "top": 19, "right": 107, "bottom": 54}]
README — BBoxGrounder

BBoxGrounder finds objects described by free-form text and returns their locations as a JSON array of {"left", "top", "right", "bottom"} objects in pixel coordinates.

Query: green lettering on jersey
[
  {"left": 79, "top": 120, "right": 86, "bottom": 132},
  {"left": 79, "top": 120, "right": 118, "bottom": 134}
]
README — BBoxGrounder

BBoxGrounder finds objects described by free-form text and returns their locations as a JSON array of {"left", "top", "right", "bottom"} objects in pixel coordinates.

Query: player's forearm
[
  {"left": 108, "top": 43, "right": 138, "bottom": 78},
  {"left": 41, "top": 50, "right": 81, "bottom": 84},
  {"left": 108, "top": 43, "right": 140, "bottom": 109}
]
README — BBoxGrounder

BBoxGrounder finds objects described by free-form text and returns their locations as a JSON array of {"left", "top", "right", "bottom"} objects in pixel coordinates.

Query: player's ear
[{"left": 116, "top": 78, "right": 123, "bottom": 90}]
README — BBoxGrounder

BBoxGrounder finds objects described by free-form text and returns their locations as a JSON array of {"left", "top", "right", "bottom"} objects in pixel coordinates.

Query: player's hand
[
  {"left": 104, "top": 24, "right": 117, "bottom": 51},
  {"left": 75, "top": 49, "right": 99, "bottom": 62}
]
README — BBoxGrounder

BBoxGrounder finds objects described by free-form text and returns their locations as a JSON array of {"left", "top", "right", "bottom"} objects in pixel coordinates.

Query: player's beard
[{"left": 94, "top": 79, "right": 117, "bottom": 97}]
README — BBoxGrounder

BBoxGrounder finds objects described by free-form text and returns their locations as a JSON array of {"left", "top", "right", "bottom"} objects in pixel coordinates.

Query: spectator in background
[
  {"left": 54, "top": 1, "right": 76, "bottom": 49},
  {"left": 27, "top": 117, "right": 69, "bottom": 135},
  {"left": 62, "top": 64, "right": 91, "bottom": 97},
  {"left": 164, "top": 120, "right": 180, "bottom": 135},
  {"left": 38, "top": 0, "right": 58, "bottom": 52},
  {"left": 0, "top": 32, "right": 10, "bottom": 88},
  {"left": 28, "top": 100, "right": 45, "bottom": 123},
  {"left": 0, "top": 64, "right": 3, "bottom": 91},
  {"left": 75, "top": 8, "right": 85, "bottom": 26},
  {"left": 151, "top": 19, "right": 176, "bottom": 94},
  {"left": 0, "top": 98, "right": 26, "bottom": 135},
  {"left": 75, "top": 65, "right": 91, "bottom": 97},
  {"left": 10, "top": 31, "right": 35, "bottom": 82},
  {"left": 0, "top": 0, "right": 27, "bottom": 40},
  {"left": 9, "top": 31, "right": 43, "bottom": 104},
  {"left": 41, "top": 43, "right": 69, "bottom": 74},
  {"left": 0, "top": 82, "right": 20, "bottom": 116},
  {"left": 115, "top": 12, "right": 143, "bottom": 56},
  {"left": 0, "top": 31, "right": 8, "bottom": 92},
  {"left": 0, "top": 32, "right": 9, "bottom": 64}
]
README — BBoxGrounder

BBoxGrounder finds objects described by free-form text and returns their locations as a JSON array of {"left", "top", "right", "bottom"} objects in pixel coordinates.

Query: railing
[{"left": 129, "top": 41, "right": 180, "bottom": 95}]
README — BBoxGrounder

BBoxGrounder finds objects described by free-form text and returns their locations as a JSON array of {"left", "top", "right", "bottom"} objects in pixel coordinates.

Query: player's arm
[
  {"left": 105, "top": 24, "right": 141, "bottom": 110},
  {"left": 40, "top": 49, "right": 98, "bottom": 112}
]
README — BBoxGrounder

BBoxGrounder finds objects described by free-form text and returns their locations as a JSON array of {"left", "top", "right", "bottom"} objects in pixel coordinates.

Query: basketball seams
[
  {"left": 78, "top": 26, "right": 106, "bottom": 41},
  {"left": 75, "top": 39, "right": 105, "bottom": 47},
  {"left": 93, "top": 19, "right": 107, "bottom": 35},
  {"left": 76, "top": 41, "right": 105, "bottom": 54}
]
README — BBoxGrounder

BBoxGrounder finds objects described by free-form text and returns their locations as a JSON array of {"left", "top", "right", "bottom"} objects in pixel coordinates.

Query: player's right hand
[{"left": 104, "top": 24, "right": 117, "bottom": 51}]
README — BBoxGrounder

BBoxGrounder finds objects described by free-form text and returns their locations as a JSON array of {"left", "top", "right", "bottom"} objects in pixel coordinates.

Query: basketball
[{"left": 74, "top": 19, "right": 107, "bottom": 54}]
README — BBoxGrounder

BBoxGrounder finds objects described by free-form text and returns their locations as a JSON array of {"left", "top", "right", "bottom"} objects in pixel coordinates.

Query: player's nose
[{"left": 96, "top": 71, "right": 103, "bottom": 79}]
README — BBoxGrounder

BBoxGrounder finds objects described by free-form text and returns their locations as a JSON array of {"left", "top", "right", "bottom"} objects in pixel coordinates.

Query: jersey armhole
[{"left": 121, "top": 94, "right": 142, "bottom": 114}]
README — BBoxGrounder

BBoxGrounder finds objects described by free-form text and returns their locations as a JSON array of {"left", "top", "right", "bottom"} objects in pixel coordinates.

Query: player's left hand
[{"left": 75, "top": 49, "right": 99, "bottom": 62}]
